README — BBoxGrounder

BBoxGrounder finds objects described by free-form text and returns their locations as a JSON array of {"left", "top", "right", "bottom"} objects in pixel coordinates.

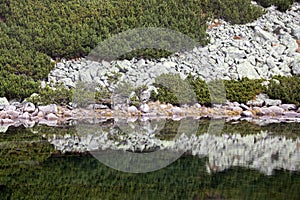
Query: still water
[{"left": 0, "top": 119, "right": 300, "bottom": 199}]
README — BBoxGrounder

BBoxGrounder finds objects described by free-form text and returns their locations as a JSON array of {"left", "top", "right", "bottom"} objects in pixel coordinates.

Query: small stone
[
  {"left": 46, "top": 113, "right": 59, "bottom": 121},
  {"left": 24, "top": 102, "right": 36, "bottom": 113}
]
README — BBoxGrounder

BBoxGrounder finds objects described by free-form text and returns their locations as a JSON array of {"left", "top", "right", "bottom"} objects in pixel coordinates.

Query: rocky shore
[{"left": 1, "top": 91, "right": 300, "bottom": 130}]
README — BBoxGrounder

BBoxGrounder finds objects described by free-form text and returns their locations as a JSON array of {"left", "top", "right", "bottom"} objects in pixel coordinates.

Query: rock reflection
[{"left": 48, "top": 119, "right": 300, "bottom": 175}]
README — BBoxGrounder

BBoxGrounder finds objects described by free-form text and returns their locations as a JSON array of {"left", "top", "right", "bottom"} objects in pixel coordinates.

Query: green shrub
[
  {"left": 224, "top": 78, "right": 266, "bottom": 104},
  {"left": 151, "top": 74, "right": 266, "bottom": 106},
  {"left": 186, "top": 75, "right": 211, "bottom": 106},
  {"left": 266, "top": 75, "right": 300, "bottom": 106},
  {"left": 151, "top": 73, "right": 197, "bottom": 106},
  {"left": 0, "top": 70, "right": 40, "bottom": 101},
  {"left": 27, "top": 83, "right": 74, "bottom": 106},
  {"left": 255, "top": 0, "right": 298, "bottom": 11},
  {"left": 201, "top": 0, "right": 264, "bottom": 24}
]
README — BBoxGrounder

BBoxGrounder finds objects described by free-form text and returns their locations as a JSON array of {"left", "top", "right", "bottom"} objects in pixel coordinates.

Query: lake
[{"left": 1, "top": 118, "right": 300, "bottom": 199}]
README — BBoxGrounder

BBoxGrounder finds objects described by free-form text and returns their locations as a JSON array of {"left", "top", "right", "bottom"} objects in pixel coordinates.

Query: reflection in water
[
  {"left": 47, "top": 119, "right": 300, "bottom": 175},
  {"left": 1, "top": 119, "right": 300, "bottom": 199}
]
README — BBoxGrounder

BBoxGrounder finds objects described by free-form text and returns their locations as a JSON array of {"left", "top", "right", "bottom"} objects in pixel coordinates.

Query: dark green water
[{"left": 1, "top": 120, "right": 300, "bottom": 200}]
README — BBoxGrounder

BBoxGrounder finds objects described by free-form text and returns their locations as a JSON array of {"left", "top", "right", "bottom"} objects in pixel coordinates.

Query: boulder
[
  {"left": 46, "top": 113, "right": 59, "bottom": 121},
  {"left": 260, "top": 107, "right": 272, "bottom": 115},
  {"left": 0, "top": 111, "right": 7, "bottom": 119},
  {"left": 0, "top": 97, "right": 9, "bottom": 106},
  {"left": 241, "top": 111, "right": 253, "bottom": 117},
  {"left": 254, "top": 26, "right": 277, "bottom": 42},
  {"left": 265, "top": 99, "right": 282, "bottom": 106},
  {"left": 6, "top": 110, "right": 20, "bottom": 119},
  {"left": 59, "top": 78, "right": 76, "bottom": 88},
  {"left": 4, "top": 105, "right": 16, "bottom": 111},
  {"left": 283, "top": 111, "right": 300, "bottom": 117},
  {"left": 171, "top": 107, "right": 183, "bottom": 115},
  {"left": 280, "top": 104, "right": 297, "bottom": 111},
  {"left": 240, "top": 103, "right": 251, "bottom": 111},
  {"left": 24, "top": 102, "right": 36, "bottom": 113},
  {"left": 236, "top": 61, "right": 260, "bottom": 79},
  {"left": 269, "top": 106, "right": 284, "bottom": 115},
  {"left": 20, "top": 112, "right": 30, "bottom": 120},
  {"left": 247, "top": 94, "right": 269, "bottom": 107},
  {"left": 37, "top": 111, "right": 45, "bottom": 119},
  {"left": 1, "top": 118, "right": 14, "bottom": 124},
  {"left": 230, "top": 106, "right": 243, "bottom": 112},
  {"left": 0, "top": 125, "right": 9, "bottom": 133},
  {"left": 128, "top": 106, "right": 139, "bottom": 113},
  {"left": 140, "top": 104, "right": 150, "bottom": 113},
  {"left": 38, "top": 104, "right": 58, "bottom": 114}
]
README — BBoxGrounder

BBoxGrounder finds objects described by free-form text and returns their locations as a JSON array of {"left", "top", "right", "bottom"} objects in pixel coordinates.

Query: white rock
[
  {"left": 236, "top": 61, "right": 260, "bottom": 79},
  {"left": 128, "top": 106, "right": 138, "bottom": 113},
  {"left": 24, "top": 102, "right": 36, "bottom": 113},
  {"left": 171, "top": 107, "right": 182, "bottom": 115},
  {"left": 265, "top": 99, "right": 282, "bottom": 106},
  {"left": 140, "top": 104, "right": 150, "bottom": 113},
  {"left": 1, "top": 118, "right": 14, "bottom": 124},
  {"left": 46, "top": 113, "right": 59, "bottom": 121},
  {"left": 38, "top": 104, "right": 58, "bottom": 114},
  {"left": 20, "top": 112, "right": 30, "bottom": 120},
  {"left": 0, "top": 97, "right": 9, "bottom": 106},
  {"left": 241, "top": 111, "right": 253, "bottom": 117},
  {"left": 268, "top": 106, "right": 284, "bottom": 115}
]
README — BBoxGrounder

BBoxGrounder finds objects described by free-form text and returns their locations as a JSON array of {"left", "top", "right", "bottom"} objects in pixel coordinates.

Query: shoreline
[{"left": 1, "top": 96, "right": 300, "bottom": 128}]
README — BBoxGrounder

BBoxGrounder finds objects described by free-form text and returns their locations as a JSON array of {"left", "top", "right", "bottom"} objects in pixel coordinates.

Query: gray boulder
[
  {"left": 280, "top": 104, "right": 297, "bottom": 111},
  {"left": 24, "top": 102, "right": 36, "bottom": 113},
  {"left": 236, "top": 61, "right": 260, "bottom": 79},
  {"left": 259, "top": 107, "right": 272, "bottom": 115},
  {"left": 241, "top": 111, "right": 253, "bottom": 117},
  {"left": 128, "top": 106, "right": 139, "bottom": 113},
  {"left": 38, "top": 104, "right": 58, "bottom": 114},
  {"left": 269, "top": 106, "right": 284, "bottom": 115},
  {"left": 265, "top": 99, "right": 282, "bottom": 106},
  {"left": 140, "top": 104, "right": 150, "bottom": 113},
  {"left": 46, "top": 113, "right": 59, "bottom": 121}
]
